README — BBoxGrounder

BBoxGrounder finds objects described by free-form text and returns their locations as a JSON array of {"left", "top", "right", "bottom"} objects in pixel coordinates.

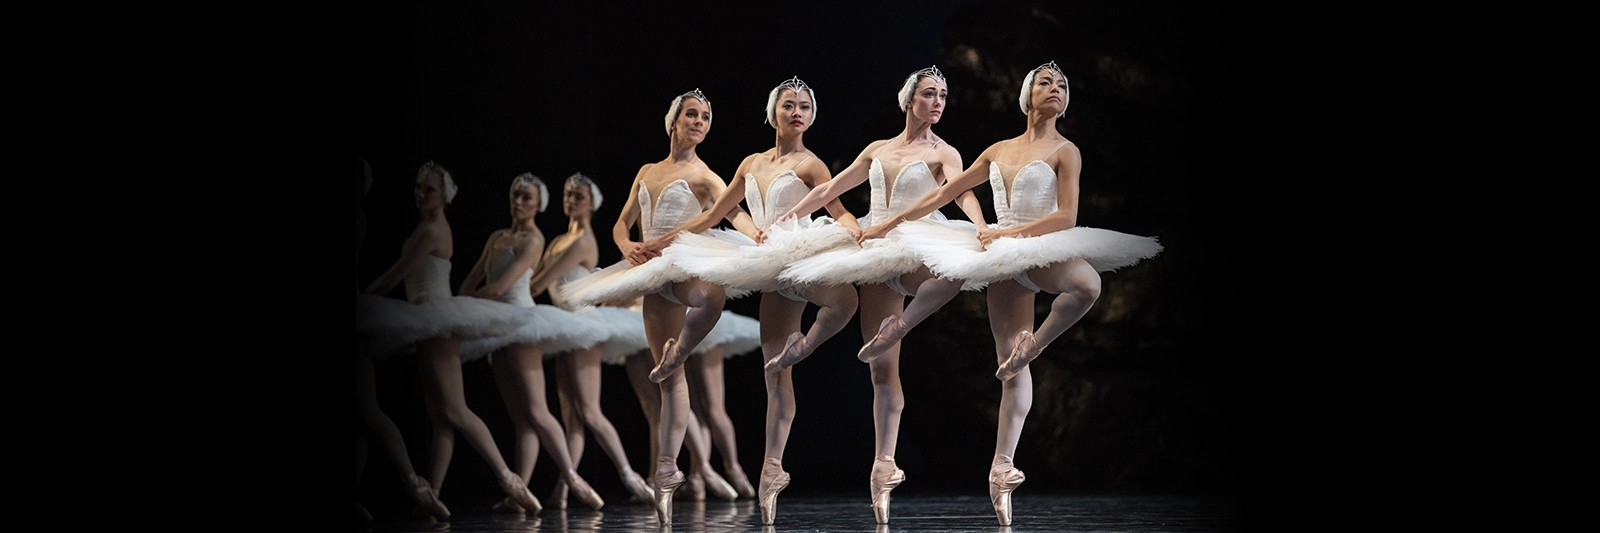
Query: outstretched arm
[
  {"left": 777, "top": 140, "right": 883, "bottom": 222},
  {"left": 643, "top": 159, "right": 749, "bottom": 249},
  {"left": 799, "top": 158, "right": 862, "bottom": 238},
  {"left": 935, "top": 145, "right": 990, "bottom": 233},
  {"left": 978, "top": 143, "right": 1081, "bottom": 245},
  {"left": 858, "top": 142, "right": 1001, "bottom": 243}
]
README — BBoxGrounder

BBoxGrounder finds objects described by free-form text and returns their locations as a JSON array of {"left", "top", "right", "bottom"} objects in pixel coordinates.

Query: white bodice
[
  {"left": 989, "top": 160, "right": 1058, "bottom": 228},
  {"left": 403, "top": 255, "right": 455, "bottom": 304},
  {"left": 744, "top": 170, "right": 811, "bottom": 227},
  {"left": 865, "top": 158, "right": 943, "bottom": 228},
  {"left": 640, "top": 179, "right": 701, "bottom": 240},
  {"left": 547, "top": 265, "right": 591, "bottom": 311},
  {"left": 486, "top": 245, "right": 534, "bottom": 307}
]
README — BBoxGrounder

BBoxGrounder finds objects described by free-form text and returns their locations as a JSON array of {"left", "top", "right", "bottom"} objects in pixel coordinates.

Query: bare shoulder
[
  {"left": 796, "top": 154, "right": 831, "bottom": 183},
  {"left": 1053, "top": 139, "right": 1082, "bottom": 164}
]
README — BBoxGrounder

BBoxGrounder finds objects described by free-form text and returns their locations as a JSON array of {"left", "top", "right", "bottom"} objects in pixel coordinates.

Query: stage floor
[{"left": 362, "top": 494, "right": 1239, "bottom": 532}]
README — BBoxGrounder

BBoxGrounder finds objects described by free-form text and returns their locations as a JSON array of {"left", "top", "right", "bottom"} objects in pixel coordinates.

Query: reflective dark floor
[{"left": 361, "top": 494, "right": 1239, "bottom": 532}]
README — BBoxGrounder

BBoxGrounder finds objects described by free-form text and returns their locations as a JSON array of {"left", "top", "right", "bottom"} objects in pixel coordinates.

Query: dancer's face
[
  {"left": 562, "top": 183, "right": 592, "bottom": 218},
  {"left": 909, "top": 76, "right": 947, "bottom": 124},
  {"left": 774, "top": 89, "right": 813, "bottom": 135},
  {"left": 1029, "top": 69, "right": 1066, "bottom": 116},
  {"left": 673, "top": 98, "right": 711, "bottom": 144},
  {"left": 414, "top": 170, "right": 445, "bottom": 211},
  {"left": 510, "top": 183, "right": 541, "bottom": 222}
]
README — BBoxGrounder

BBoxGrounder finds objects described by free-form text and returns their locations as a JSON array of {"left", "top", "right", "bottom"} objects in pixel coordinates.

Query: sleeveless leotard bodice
[
  {"left": 641, "top": 179, "right": 701, "bottom": 240},
  {"left": 864, "top": 158, "right": 945, "bottom": 228},
  {"left": 744, "top": 170, "right": 812, "bottom": 227},
  {"left": 990, "top": 160, "right": 1058, "bottom": 228},
  {"left": 486, "top": 246, "right": 535, "bottom": 307},
  {"left": 404, "top": 256, "right": 456, "bottom": 304}
]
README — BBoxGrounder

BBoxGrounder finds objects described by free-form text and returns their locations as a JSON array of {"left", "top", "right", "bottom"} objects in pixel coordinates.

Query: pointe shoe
[
  {"left": 758, "top": 459, "right": 791, "bottom": 525},
  {"left": 858, "top": 316, "right": 909, "bottom": 363},
  {"left": 622, "top": 470, "right": 655, "bottom": 503},
  {"left": 996, "top": 330, "right": 1045, "bottom": 381},
  {"left": 491, "top": 496, "right": 527, "bottom": 513},
  {"left": 545, "top": 480, "right": 568, "bottom": 510},
  {"left": 702, "top": 467, "right": 739, "bottom": 501},
  {"left": 653, "top": 467, "right": 686, "bottom": 525},
  {"left": 567, "top": 472, "right": 606, "bottom": 510},
  {"left": 685, "top": 471, "right": 707, "bottom": 501},
  {"left": 764, "top": 332, "right": 808, "bottom": 373},
  {"left": 728, "top": 463, "right": 756, "bottom": 500},
  {"left": 500, "top": 471, "right": 543, "bottom": 515},
  {"left": 869, "top": 455, "right": 907, "bottom": 524},
  {"left": 406, "top": 474, "right": 451, "bottom": 521},
  {"left": 649, "top": 338, "right": 684, "bottom": 383},
  {"left": 988, "top": 457, "right": 1026, "bottom": 526}
]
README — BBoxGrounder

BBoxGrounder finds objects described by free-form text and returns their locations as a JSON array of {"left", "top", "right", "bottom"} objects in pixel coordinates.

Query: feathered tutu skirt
[
  {"left": 668, "top": 218, "right": 854, "bottom": 294},
  {"left": 458, "top": 304, "right": 610, "bottom": 363},
  {"left": 895, "top": 219, "right": 1163, "bottom": 287},
  {"left": 695, "top": 310, "right": 762, "bottom": 358},
  {"left": 578, "top": 306, "right": 652, "bottom": 366},
  {"left": 779, "top": 217, "right": 983, "bottom": 291},
  {"left": 557, "top": 254, "right": 693, "bottom": 308},
  {"left": 357, "top": 293, "right": 524, "bottom": 360}
]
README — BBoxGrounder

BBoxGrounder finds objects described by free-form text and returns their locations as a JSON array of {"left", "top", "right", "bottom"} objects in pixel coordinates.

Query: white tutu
[
  {"left": 694, "top": 310, "right": 762, "bottom": 358},
  {"left": 358, "top": 293, "right": 525, "bottom": 360},
  {"left": 669, "top": 218, "right": 853, "bottom": 294},
  {"left": 458, "top": 304, "right": 609, "bottom": 363},
  {"left": 556, "top": 255, "right": 691, "bottom": 308},
  {"left": 579, "top": 306, "right": 652, "bottom": 365},
  {"left": 896, "top": 219, "right": 1162, "bottom": 286}
]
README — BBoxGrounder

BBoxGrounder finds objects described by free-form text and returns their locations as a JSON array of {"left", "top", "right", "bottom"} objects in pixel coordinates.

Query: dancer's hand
[
  {"left": 622, "top": 241, "right": 657, "bottom": 266},
  {"left": 976, "top": 227, "right": 1010, "bottom": 251},
  {"left": 858, "top": 224, "right": 890, "bottom": 246}
]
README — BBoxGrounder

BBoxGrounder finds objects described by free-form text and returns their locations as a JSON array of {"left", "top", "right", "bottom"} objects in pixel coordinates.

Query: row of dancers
[{"left": 356, "top": 61, "right": 1161, "bottom": 527}]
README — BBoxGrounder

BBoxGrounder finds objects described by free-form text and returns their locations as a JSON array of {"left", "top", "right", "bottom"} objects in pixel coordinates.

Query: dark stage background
[{"left": 359, "top": 0, "right": 1237, "bottom": 518}]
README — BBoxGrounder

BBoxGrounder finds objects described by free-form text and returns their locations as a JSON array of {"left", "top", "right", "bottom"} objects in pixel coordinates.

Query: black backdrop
[{"left": 359, "top": 0, "right": 1239, "bottom": 515}]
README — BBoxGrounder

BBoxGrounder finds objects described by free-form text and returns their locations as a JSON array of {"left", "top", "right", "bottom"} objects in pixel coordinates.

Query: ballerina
[
  {"left": 358, "top": 161, "right": 545, "bottom": 517},
  {"left": 856, "top": 61, "right": 1162, "bottom": 525},
  {"left": 773, "top": 66, "right": 987, "bottom": 524},
  {"left": 355, "top": 157, "right": 450, "bottom": 522},
  {"left": 557, "top": 89, "right": 755, "bottom": 525},
  {"left": 455, "top": 173, "right": 610, "bottom": 513},
  {"left": 660, "top": 76, "right": 862, "bottom": 524},
  {"left": 523, "top": 173, "right": 657, "bottom": 507}
]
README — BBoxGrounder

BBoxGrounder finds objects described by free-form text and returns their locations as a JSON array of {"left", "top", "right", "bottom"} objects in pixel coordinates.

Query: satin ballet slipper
[
  {"left": 702, "top": 466, "right": 738, "bottom": 501},
  {"left": 544, "top": 480, "right": 568, "bottom": 510},
  {"left": 869, "top": 455, "right": 907, "bottom": 524},
  {"left": 996, "top": 330, "right": 1045, "bottom": 381},
  {"left": 728, "top": 462, "right": 757, "bottom": 500},
  {"left": 763, "top": 332, "right": 808, "bottom": 373},
  {"left": 406, "top": 473, "right": 451, "bottom": 521},
  {"left": 858, "top": 316, "right": 909, "bottom": 363},
  {"left": 622, "top": 469, "right": 655, "bottom": 503},
  {"left": 491, "top": 496, "right": 526, "bottom": 513},
  {"left": 988, "top": 456, "right": 1026, "bottom": 526},
  {"left": 649, "top": 338, "right": 685, "bottom": 383},
  {"left": 566, "top": 471, "right": 606, "bottom": 510},
  {"left": 758, "top": 459, "right": 791, "bottom": 525},
  {"left": 653, "top": 464, "right": 686, "bottom": 525},
  {"left": 499, "top": 471, "right": 543, "bottom": 515}
]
